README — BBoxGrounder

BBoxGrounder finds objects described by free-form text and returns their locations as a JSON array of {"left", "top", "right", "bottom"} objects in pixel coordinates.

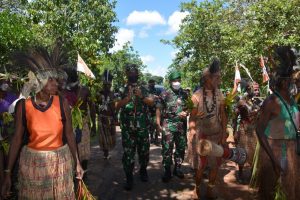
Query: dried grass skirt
[{"left": 77, "top": 117, "right": 91, "bottom": 161}]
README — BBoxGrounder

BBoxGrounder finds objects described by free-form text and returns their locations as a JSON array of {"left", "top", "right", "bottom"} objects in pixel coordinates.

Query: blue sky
[{"left": 112, "top": 0, "right": 191, "bottom": 77}]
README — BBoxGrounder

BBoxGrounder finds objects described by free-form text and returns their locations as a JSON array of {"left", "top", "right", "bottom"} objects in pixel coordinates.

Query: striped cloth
[{"left": 18, "top": 145, "right": 75, "bottom": 200}]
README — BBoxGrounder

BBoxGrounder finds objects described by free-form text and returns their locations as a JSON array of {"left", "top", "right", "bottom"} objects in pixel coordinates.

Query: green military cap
[{"left": 168, "top": 71, "right": 181, "bottom": 81}]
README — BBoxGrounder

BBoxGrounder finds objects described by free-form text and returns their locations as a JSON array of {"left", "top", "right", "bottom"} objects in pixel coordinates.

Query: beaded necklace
[{"left": 203, "top": 87, "right": 216, "bottom": 113}]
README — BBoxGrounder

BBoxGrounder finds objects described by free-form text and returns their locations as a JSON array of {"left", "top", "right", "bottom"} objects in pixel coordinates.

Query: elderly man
[
  {"left": 116, "top": 64, "right": 154, "bottom": 190},
  {"left": 156, "top": 70, "right": 189, "bottom": 182},
  {"left": 188, "top": 59, "right": 227, "bottom": 199}
]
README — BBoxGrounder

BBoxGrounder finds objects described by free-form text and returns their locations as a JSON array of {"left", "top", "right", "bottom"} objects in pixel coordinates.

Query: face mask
[
  {"left": 289, "top": 83, "right": 298, "bottom": 96},
  {"left": 0, "top": 83, "right": 9, "bottom": 91},
  {"left": 128, "top": 76, "right": 138, "bottom": 83},
  {"left": 171, "top": 81, "right": 181, "bottom": 90}
]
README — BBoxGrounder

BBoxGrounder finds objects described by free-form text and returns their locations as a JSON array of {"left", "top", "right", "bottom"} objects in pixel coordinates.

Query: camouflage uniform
[
  {"left": 157, "top": 88, "right": 188, "bottom": 169},
  {"left": 119, "top": 84, "right": 150, "bottom": 174}
]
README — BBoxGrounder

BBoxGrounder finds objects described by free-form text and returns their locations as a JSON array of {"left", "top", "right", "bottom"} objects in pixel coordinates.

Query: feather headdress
[
  {"left": 274, "top": 46, "right": 296, "bottom": 78},
  {"left": 13, "top": 42, "right": 68, "bottom": 97},
  {"left": 202, "top": 58, "right": 221, "bottom": 79}
]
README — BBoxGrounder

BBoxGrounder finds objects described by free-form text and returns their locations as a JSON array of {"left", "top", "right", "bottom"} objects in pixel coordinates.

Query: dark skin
[
  {"left": 232, "top": 89, "right": 259, "bottom": 182},
  {"left": 77, "top": 85, "right": 96, "bottom": 135},
  {"left": 189, "top": 72, "right": 227, "bottom": 199},
  {"left": 255, "top": 79, "right": 293, "bottom": 177},
  {"left": 63, "top": 84, "right": 96, "bottom": 135},
  {"left": 116, "top": 71, "right": 154, "bottom": 110},
  {"left": 1, "top": 78, "right": 84, "bottom": 199}
]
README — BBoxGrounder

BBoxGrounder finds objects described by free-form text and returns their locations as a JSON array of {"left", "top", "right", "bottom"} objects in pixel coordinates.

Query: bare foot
[{"left": 192, "top": 187, "right": 200, "bottom": 200}]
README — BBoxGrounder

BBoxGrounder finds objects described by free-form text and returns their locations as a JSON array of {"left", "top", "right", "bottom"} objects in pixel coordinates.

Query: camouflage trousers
[
  {"left": 149, "top": 115, "right": 158, "bottom": 140},
  {"left": 121, "top": 127, "right": 150, "bottom": 174},
  {"left": 161, "top": 120, "right": 187, "bottom": 168}
]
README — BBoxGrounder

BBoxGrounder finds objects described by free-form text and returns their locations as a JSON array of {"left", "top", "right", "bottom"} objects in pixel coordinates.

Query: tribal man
[{"left": 188, "top": 59, "right": 227, "bottom": 199}]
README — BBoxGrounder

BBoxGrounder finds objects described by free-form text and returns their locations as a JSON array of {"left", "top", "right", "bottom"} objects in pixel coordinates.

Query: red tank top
[{"left": 26, "top": 95, "right": 63, "bottom": 150}]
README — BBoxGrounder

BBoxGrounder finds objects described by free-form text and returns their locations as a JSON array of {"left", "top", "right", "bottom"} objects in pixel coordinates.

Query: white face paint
[{"left": 171, "top": 81, "right": 181, "bottom": 90}]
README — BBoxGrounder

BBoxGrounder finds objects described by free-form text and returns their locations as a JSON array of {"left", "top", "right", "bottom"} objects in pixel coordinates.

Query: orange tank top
[{"left": 26, "top": 95, "right": 64, "bottom": 150}]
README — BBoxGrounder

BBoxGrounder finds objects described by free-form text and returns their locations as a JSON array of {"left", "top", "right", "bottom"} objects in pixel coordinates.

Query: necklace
[
  {"left": 34, "top": 95, "right": 52, "bottom": 108},
  {"left": 203, "top": 87, "right": 216, "bottom": 113}
]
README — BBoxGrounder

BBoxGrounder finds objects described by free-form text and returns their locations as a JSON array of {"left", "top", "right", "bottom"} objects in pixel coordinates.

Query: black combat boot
[
  {"left": 124, "top": 163, "right": 134, "bottom": 190},
  {"left": 173, "top": 164, "right": 184, "bottom": 179},
  {"left": 162, "top": 167, "right": 172, "bottom": 182},
  {"left": 124, "top": 172, "right": 133, "bottom": 190},
  {"left": 139, "top": 167, "right": 148, "bottom": 182}
]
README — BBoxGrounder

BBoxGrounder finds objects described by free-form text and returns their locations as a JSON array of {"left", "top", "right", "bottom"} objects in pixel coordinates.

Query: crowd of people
[{"left": 0, "top": 44, "right": 300, "bottom": 200}]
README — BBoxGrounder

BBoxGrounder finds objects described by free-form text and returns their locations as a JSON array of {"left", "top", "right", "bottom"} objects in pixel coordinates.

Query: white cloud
[
  {"left": 126, "top": 10, "right": 166, "bottom": 27},
  {"left": 138, "top": 30, "right": 149, "bottom": 38},
  {"left": 167, "top": 11, "right": 189, "bottom": 34},
  {"left": 146, "top": 65, "right": 168, "bottom": 77},
  {"left": 141, "top": 55, "right": 155, "bottom": 65},
  {"left": 171, "top": 49, "right": 180, "bottom": 59},
  {"left": 111, "top": 28, "right": 135, "bottom": 52}
]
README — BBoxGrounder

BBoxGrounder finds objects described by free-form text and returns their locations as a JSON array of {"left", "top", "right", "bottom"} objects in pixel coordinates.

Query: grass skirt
[
  {"left": 98, "top": 114, "right": 116, "bottom": 151},
  {"left": 18, "top": 145, "right": 75, "bottom": 200},
  {"left": 238, "top": 121, "right": 257, "bottom": 165},
  {"left": 78, "top": 117, "right": 91, "bottom": 161}
]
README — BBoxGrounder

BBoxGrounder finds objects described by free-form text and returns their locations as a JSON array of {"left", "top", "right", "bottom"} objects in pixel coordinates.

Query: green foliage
[
  {"left": 0, "top": 10, "right": 35, "bottom": 72},
  {"left": 169, "top": 0, "right": 300, "bottom": 89},
  {"left": 26, "top": 0, "right": 118, "bottom": 66},
  {"left": 142, "top": 73, "right": 164, "bottom": 85},
  {"left": 71, "top": 99, "right": 83, "bottom": 129},
  {"left": 275, "top": 178, "right": 287, "bottom": 200},
  {"left": 99, "top": 44, "right": 145, "bottom": 90}
]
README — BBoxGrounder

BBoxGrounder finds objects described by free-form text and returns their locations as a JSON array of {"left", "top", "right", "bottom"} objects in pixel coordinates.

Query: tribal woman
[
  {"left": 1, "top": 45, "right": 84, "bottom": 199},
  {"left": 97, "top": 70, "right": 117, "bottom": 159}
]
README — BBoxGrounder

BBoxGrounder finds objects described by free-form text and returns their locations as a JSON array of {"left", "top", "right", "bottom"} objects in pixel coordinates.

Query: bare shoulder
[
  {"left": 192, "top": 89, "right": 202, "bottom": 103},
  {"left": 261, "top": 94, "right": 280, "bottom": 113}
]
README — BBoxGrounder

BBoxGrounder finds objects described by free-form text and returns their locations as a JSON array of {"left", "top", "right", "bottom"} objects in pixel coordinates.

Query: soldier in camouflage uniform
[
  {"left": 156, "top": 71, "right": 189, "bottom": 182},
  {"left": 147, "top": 79, "right": 160, "bottom": 144},
  {"left": 116, "top": 64, "right": 154, "bottom": 190}
]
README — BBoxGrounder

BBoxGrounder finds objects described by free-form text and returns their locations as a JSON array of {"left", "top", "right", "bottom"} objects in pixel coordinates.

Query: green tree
[
  {"left": 26, "top": 0, "right": 118, "bottom": 68},
  {"left": 0, "top": 10, "right": 35, "bottom": 73},
  {"left": 167, "top": 0, "right": 300, "bottom": 89}
]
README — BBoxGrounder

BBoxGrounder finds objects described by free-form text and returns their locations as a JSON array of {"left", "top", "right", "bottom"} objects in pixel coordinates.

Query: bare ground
[{"left": 86, "top": 127, "right": 256, "bottom": 200}]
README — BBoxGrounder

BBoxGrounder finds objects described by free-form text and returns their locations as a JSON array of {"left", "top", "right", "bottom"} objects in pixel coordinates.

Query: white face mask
[{"left": 171, "top": 81, "right": 181, "bottom": 90}]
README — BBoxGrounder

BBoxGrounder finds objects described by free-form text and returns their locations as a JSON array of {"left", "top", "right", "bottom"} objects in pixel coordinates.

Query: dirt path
[{"left": 86, "top": 127, "right": 256, "bottom": 200}]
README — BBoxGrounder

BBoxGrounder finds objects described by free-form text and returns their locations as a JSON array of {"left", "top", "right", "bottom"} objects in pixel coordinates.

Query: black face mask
[{"left": 128, "top": 75, "right": 138, "bottom": 83}]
